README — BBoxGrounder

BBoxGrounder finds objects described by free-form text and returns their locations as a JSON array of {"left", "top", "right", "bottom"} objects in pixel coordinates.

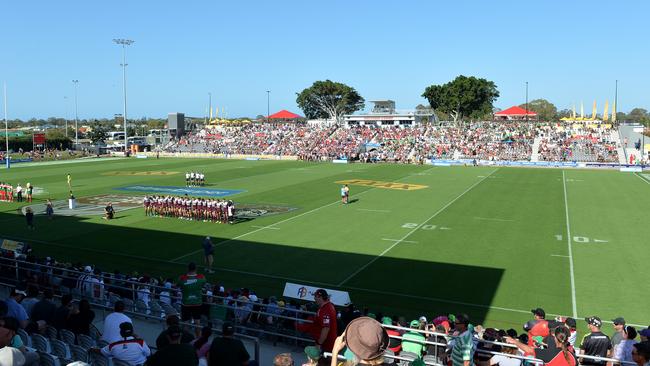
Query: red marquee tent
[
  {"left": 268, "top": 110, "right": 303, "bottom": 120},
  {"left": 494, "top": 106, "right": 537, "bottom": 120}
]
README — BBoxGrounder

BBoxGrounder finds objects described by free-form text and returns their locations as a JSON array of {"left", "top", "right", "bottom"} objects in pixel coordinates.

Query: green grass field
[{"left": 0, "top": 158, "right": 648, "bottom": 331}]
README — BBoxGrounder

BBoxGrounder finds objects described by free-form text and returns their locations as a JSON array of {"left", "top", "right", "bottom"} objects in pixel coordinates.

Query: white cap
[
  {"left": 249, "top": 294, "right": 258, "bottom": 302},
  {"left": 419, "top": 316, "right": 427, "bottom": 323},
  {"left": 84, "top": 266, "right": 92, "bottom": 273},
  {"left": 0, "top": 347, "right": 26, "bottom": 366}
]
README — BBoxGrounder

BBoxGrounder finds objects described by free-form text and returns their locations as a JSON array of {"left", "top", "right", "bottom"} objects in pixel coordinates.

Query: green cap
[
  {"left": 410, "top": 320, "right": 420, "bottom": 328},
  {"left": 367, "top": 312, "right": 376, "bottom": 319},
  {"left": 304, "top": 346, "right": 321, "bottom": 360},
  {"left": 381, "top": 317, "right": 393, "bottom": 325}
]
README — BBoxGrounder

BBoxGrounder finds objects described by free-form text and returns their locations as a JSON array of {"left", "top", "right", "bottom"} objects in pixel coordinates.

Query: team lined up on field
[
  {"left": 185, "top": 171, "right": 206, "bottom": 187},
  {"left": 0, "top": 182, "right": 34, "bottom": 202},
  {"left": 143, "top": 195, "right": 235, "bottom": 223}
]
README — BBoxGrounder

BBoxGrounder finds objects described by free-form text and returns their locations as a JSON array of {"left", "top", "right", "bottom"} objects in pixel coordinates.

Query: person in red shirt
[
  {"left": 314, "top": 289, "right": 337, "bottom": 352},
  {"left": 524, "top": 308, "right": 550, "bottom": 347}
]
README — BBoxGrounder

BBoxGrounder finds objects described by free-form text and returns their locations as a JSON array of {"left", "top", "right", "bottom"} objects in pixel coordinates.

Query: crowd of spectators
[
  {"left": 0, "top": 252, "right": 648, "bottom": 366},
  {"left": 156, "top": 121, "right": 627, "bottom": 164}
]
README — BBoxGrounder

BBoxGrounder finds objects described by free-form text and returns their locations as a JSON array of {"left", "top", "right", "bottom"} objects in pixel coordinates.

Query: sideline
[
  {"left": 337, "top": 168, "right": 499, "bottom": 286},
  {"left": 0, "top": 157, "right": 124, "bottom": 169}
]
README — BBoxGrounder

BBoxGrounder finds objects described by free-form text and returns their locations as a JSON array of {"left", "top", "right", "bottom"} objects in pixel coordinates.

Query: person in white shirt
[
  {"left": 94, "top": 322, "right": 150, "bottom": 366},
  {"left": 102, "top": 301, "right": 133, "bottom": 343}
]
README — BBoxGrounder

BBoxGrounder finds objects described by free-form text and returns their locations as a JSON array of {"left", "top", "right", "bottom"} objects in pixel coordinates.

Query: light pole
[
  {"left": 525, "top": 81, "right": 528, "bottom": 123},
  {"left": 72, "top": 80, "right": 79, "bottom": 147},
  {"left": 3, "top": 82, "right": 8, "bottom": 168},
  {"left": 266, "top": 90, "right": 270, "bottom": 123},
  {"left": 113, "top": 38, "right": 134, "bottom": 152}
]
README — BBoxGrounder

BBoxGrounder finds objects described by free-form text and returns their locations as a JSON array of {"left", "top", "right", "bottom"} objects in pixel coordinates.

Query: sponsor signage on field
[
  {"left": 332, "top": 159, "right": 348, "bottom": 164},
  {"left": 115, "top": 185, "right": 244, "bottom": 197},
  {"left": 283, "top": 282, "right": 352, "bottom": 306},
  {"left": 336, "top": 179, "right": 428, "bottom": 191},
  {"left": 620, "top": 167, "right": 642, "bottom": 172}
]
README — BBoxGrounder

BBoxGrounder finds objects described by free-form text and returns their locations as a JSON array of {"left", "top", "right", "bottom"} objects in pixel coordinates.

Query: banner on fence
[{"left": 283, "top": 282, "right": 352, "bottom": 306}]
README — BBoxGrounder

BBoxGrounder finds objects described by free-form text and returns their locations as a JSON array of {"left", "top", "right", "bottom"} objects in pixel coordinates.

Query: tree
[
  {"left": 422, "top": 75, "right": 499, "bottom": 122},
  {"left": 519, "top": 99, "right": 557, "bottom": 121},
  {"left": 87, "top": 126, "right": 108, "bottom": 144},
  {"left": 628, "top": 108, "right": 648, "bottom": 123},
  {"left": 296, "top": 80, "right": 364, "bottom": 123}
]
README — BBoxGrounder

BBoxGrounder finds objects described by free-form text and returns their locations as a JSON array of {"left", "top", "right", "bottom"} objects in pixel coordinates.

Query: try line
[{"left": 562, "top": 170, "right": 578, "bottom": 318}]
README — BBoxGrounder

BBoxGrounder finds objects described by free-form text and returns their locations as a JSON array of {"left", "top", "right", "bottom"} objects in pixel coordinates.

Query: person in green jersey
[{"left": 178, "top": 262, "right": 206, "bottom": 337}]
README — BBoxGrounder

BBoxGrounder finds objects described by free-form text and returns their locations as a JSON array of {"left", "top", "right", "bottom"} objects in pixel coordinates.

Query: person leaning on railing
[{"left": 506, "top": 326, "right": 577, "bottom": 366}]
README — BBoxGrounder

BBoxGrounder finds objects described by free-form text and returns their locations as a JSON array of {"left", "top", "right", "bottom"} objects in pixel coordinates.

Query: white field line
[
  {"left": 10, "top": 233, "right": 647, "bottom": 327},
  {"left": 473, "top": 216, "right": 514, "bottom": 222},
  {"left": 551, "top": 254, "right": 570, "bottom": 258},
  {"left": 357, "top": 208, "right": 391, "bottom": 213},
  {"left": 562, "top": 170, "right": 578, "bottom": 318},
  {"left": 635, "top": 173, "right": 650, "bottom": 185},
  {"left": 337, "top": 168, "right": 499, "bottom": 286},
  {"left": 0, "top": 157, "right": 124, "bottom": 169},
  {"left": 251, "top": 225, "right": 280, "bottom": 230},
  {"left": 171, "top": 166, "right": 438, "bottom": 262},
  {"left": 382, "top": 238, "right": 418, "bottom": 243}
]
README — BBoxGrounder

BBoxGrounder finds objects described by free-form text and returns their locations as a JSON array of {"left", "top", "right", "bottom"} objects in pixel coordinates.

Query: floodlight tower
[{"left": 113, "top": 38, "right": 134, "bottom": 151}]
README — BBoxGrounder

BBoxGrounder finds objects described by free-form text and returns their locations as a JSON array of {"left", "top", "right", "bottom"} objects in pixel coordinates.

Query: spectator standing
[
  {"left": 147, "top": 325, "right": 198, "bottom": 366},
  {"left": 30, "top": 289, "right": 56, "bottom": 326},
  {"left": 178, "top": 262, "right": 207, "bottom": 336},
  {"left": 313, "top": 289, "right": 337, "bottom": 353},
  {"left": 101, "top": 301, "right": 133, "bottom": 343},
  {"left": 450, "top": 314, "right": 476, "bottom": 366},
  {"left": 45, "top": 199, "right": 54, "bottom": 219},
  {"left": 5, "top": 288, "right": 29, "bottom": 329},
  {"left": 611, "top": 317, "right": 626, "bottom": 350},
  {"left": 401, "top": 319, "right": 426, "bottom": 357},
  {"left": 94, "top": 322, "right": 151, "bottom": 366},
  {"left": 579, "top": 316, "right": 612, "bottom": 366},
  {"left": 613, "top": 326, "right": 637, "bottom": 363},
  {"left": 208, "top": 322, "right": 251, "bottom": 366},
  {"left": 382, "top": 317, "right": 402, "bottom": 354},
  {"left": 203, "top": 237, "right": 215, "bottom": 274},
  {"left": 524, "top": 308, "right": 550, "bottom": 347},
  {"left": 24, "top": 207, "right": 34, "bottom": 230}
]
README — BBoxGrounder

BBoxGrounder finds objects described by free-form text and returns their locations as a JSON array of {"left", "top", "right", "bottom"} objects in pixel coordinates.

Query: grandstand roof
[
  {"left": 494, "top": 106, "right": 537, "bottom": 116},
  {"left": 268, "top": 110, "right": 303, "bottom": 119}
]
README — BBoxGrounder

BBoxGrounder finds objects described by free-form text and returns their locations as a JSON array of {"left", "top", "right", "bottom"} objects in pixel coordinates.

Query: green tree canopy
[
  {"left": 628, "top": 108, "right": 649, "bottom": 125},
  {"left": 519, "top": 99, "right": 558, "bottom": 121},
  {"left": 422, "top": 75, "right": 499, "bottom": 122},
  {"left": 87, "top": 126, "right": 108, "bottom": 144},
  {"left": 296, "top": 80, "right": 364, "bottom": 123}
]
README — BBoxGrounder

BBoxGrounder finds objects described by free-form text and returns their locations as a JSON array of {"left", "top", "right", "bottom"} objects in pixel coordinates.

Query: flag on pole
[
  {"left": 580, "top": 102, "right": 584, "bottom": 119},
  {"left": 572, "top": 104, "right": 576, "bottom": 120},
  {"left": 210, "top": 107, "right": 213, "bottom": 120},
  {"left": 612, "top": 101, "right": 617, "bottom": 122},
  {"left": 603, "top": 101, "right": 609, "bottom": 122},
  {"left": 591, "top": 100, "right": 597, "bottom": 120}
]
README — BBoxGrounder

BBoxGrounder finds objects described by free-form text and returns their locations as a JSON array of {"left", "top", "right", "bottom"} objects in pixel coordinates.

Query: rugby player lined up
[
  {"left": 185, "top": 171, "right": 206, "bottom": 187},
  {"left": 143, "top": 195, "right": 234, "bottom": 223}
]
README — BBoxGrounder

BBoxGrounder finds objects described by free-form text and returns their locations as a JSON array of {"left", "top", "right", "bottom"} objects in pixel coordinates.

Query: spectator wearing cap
[
  {"left": 273, "top": 353, "right": 294, "bottom": 366},
  {"left": 147, "top": 325, "right": 198, "bottom": 366},
  {"left": 5, "top": 288, "right": 29, "bottom": 329},
  {"left": 611, "top": 317, "right": 626, "bottom": 349},
  {"left": 401, "top": 320, "right": 426, "bottom": 357},
  {"left": 313, "top": 289, "right": 337, "bottom": 353},
  {"left": 156, "top": 314, "right": 195, "bottom": 350},
  {"left": 640, "top": 329, "right": 650, "bottom": 343},
  {"left": 565, "top": 318, "right": 578, "bottom": 347},
  {"left": 632, "top": 342, "right": 650, "bottom": 366},
  {"left": 381, "top": 317, "right": 402, "bottom": 353},
  {"left": 579, "top": 316, "right": 612, "bottom": 366},
  {"left": 208, "top": 322, "right": 251, "bottom": 366},
  {"left": 507, "top": 326, "right": 577, "bottom": 366},
  {"left": 613, "top": 326, "right": 637, "bottom": 363},
  {"left": 93, "top": 322, "right": 150, "bottom": 366},
  {"left": 101, "top": 301, "right": 133, "bottom": 343},
  {"left": 330, "top": 316, "right": 389, "bottom": 366},
  {"left": 450, "top": 314, "right": 476, "bottom": 366},
  {"left": 302, "top": 346, "right": 320, "bottom": 366},
  {"left": 524, "top": 308, "right": 549, "bottom": 347}
]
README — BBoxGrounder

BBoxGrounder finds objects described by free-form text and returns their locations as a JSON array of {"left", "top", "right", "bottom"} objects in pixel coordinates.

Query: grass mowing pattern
[{"left": 0, "top": 158, "right": 648, "bottom": 330}]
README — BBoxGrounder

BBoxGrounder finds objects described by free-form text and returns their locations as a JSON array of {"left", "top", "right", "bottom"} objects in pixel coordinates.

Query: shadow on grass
[{"left": 0, "top": 210, "right": 504, "bottom": 323}]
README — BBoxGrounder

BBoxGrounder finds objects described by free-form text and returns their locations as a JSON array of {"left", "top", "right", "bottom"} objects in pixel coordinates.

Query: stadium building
[{"left": 343, "top": 100, "right": 437, "bottom": 128}]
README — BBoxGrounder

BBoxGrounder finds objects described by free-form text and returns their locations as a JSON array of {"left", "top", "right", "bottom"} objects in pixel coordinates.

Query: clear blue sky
[{"left": 2, "top": 0, "right": 649, "bottom": 120}]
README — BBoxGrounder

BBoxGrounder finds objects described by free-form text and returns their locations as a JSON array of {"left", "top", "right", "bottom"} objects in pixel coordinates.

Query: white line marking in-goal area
[
  {"left": 337, "top": 168, "right": 500, "bottom": 286},
  {"left": 357, "top": 209, "right": 391, "bottom": 213},
  {"left": 635, "top": 173, "right": 650, "bottom": 185},
  {"left": 551, "top": 254, "right": 570, "bottom": 258},
  {"left": 473, "top": 216, "right": 513, "bottom": 222},
  {"left": 562, "top": 170, "right": 578, "bottom": 318},
  {"left": 171, "top": 166, "right": 438, "bottom": 262}
]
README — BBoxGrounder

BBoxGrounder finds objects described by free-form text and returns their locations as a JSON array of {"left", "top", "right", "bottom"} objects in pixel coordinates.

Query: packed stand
[{"left": 537, "top": 124, "right": 619, "bottom": 163}]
